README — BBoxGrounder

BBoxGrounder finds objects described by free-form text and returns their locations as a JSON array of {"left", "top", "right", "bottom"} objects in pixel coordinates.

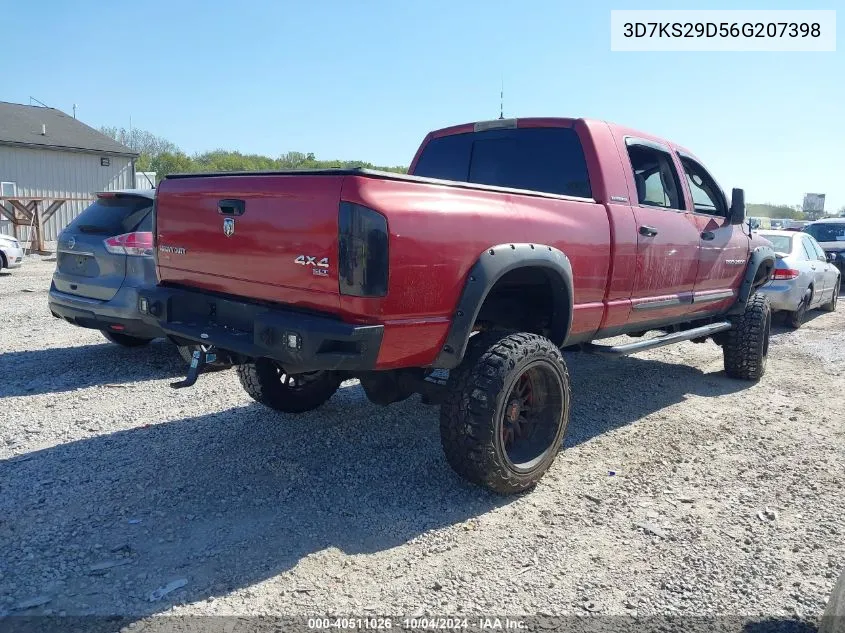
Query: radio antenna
[{"left": 499, "top": 77, "right": 504, "bottom": 120}]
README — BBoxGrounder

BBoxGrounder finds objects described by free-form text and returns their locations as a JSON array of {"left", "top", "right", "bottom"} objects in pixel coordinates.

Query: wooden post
[{"left": 32, "top": 200, "right": 45, "bottom": 253}]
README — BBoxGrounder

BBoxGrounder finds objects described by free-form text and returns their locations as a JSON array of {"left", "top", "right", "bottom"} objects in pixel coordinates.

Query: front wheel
[
  {"left": 101, "top": 330, "right": 153, "bottom": 347},
  {"left": 439, "top": 331, "right": 571, "bottom": 495},
  {"left": 723, "top": 293, "right": 771, "bottom": 381},
  {"left": 237, "top": 359, "right": 341, "bottom": 413}
]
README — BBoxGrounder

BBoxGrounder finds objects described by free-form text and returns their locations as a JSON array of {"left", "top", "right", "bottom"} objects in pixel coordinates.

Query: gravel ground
[{"left": 1, "top": 258, "right": 843, "bottom": 630}]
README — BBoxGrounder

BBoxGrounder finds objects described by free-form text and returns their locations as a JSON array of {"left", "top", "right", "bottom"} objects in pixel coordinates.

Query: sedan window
[
  {"left": 800, "top": 238, "right": 817, "bottom": 261},
  {"left": 762, "top": 234, "right": 792, "bottom": 254}
]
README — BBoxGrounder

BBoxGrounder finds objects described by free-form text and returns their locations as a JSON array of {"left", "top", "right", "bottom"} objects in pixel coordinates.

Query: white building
[{"left": 0, "top": 101, "right": 139, "bottom": 241}]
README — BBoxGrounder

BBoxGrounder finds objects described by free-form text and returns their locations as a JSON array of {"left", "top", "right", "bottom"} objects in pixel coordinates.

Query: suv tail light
[
  {"left": 104, "top": 232, "right": 154, "bottom": 256},
  {"left": 338, "top": 202, "right": 389, "bottom": 297},
  {"left": 772, "top": 268, "right": 800, "bottom": 280}
]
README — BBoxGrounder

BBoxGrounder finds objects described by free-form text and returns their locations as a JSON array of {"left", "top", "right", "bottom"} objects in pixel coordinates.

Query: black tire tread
[
  {"left": 439, "top": 331, "right": 570, "bottom": 495},
  {"left": 723, "top": 293, "right": 770, "bottom": 381},
  {"left": 237, "top": 360, "right": 341, "bottom": 413}
]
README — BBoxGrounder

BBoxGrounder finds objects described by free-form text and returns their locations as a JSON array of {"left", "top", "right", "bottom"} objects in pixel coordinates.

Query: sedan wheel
[{"left": 787, "top": 289, "right": 811, "bottom": 329}]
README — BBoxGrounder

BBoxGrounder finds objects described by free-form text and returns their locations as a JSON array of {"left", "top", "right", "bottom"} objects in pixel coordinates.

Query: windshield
[
  {"left": 760, "top": 234, "right": 792, "bottom": 254},
  {"left": 804, "top": 222, "right": 845, "bottom": 243}
]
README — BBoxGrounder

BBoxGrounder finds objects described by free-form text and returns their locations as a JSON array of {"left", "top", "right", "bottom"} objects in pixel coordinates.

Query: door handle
[
  {"left": 218, "top": 199, "right": 246, "bottom": 216},
  {"left": 810, "top": 266, "right": 816, "bottom": 270},
  {"left": 639, "top": 225, "right": 659, "bottom": 237},
  {"left": 701, "top": 231, "right": 716, "bottom": 241}
]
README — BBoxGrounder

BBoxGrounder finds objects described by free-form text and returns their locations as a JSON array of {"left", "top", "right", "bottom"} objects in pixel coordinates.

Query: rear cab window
[
  {"left": 411, "top": 127, "right": 592, "bottom": 198},
  {"left": 66, "top": 195, "right": 153, "bottom": 236}
]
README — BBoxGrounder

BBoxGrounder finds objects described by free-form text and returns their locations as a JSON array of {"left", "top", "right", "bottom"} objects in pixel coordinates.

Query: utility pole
[{"left": 499, "top": 77, "right": 504, "bottom": 120}]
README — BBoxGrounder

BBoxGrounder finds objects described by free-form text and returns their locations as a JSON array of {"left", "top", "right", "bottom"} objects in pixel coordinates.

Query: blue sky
[{"left": 3, "top": 0, "right": 842, "bottom": 210}]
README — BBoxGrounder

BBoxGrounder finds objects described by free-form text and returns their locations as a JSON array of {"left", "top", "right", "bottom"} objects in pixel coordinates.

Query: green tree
[
  {"left": 100, "top": 126, "right": 408, "bottom": 181},
  {"left": 100, "top": 126, "right": 178, "bottom": 158},
  {"left": 148, "top": 152, "right": 195, "bottom": 178},
  {"left": 746, "top": 203, "right": 806, "bottom": 220}
]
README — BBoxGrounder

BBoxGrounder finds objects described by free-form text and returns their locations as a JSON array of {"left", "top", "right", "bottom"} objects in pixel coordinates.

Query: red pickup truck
[{"left": 139, "top": 117, "right": 775, "bottom": 494}]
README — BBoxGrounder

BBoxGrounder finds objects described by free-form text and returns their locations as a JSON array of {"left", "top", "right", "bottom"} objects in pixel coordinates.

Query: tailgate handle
[{"left": 218, "top": 199, "right": 245, "bottom": 216}]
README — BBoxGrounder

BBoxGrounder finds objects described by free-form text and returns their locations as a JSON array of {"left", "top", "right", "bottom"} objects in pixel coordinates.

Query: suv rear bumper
[
  {"left": 137, "top": 286, "right": 384, "bottom": 373},
  {"left": 49, "top": 283, "right": 163, "bottom": 339}
]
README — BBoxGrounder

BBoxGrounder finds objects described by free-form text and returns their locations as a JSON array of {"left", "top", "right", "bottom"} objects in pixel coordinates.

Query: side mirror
[
  {"left": 828, "top": 252, "right": 837, "bottom": 263},
  {"left": 729, "top": 188, "right": 746, "bottom": 225}
]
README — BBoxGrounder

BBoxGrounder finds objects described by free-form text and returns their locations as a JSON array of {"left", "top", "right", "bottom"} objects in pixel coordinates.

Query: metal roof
[{"left": 0, "top": 102, "right": 138, "bottom": 156}]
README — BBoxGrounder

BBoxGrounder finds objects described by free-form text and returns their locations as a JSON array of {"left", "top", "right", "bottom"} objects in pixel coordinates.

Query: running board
[{"left": 583, "top": 321, "right": 732, "bottom": 358}]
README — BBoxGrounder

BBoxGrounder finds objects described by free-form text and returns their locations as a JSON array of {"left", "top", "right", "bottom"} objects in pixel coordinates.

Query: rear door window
[
  {"left": 66, "top": 196, "right": 152, "bottom": 235},
  {"left": 808, "top": 237, "right": 827, "bottom": 261},
  {"left": 800, "top": 237, "right": 816, "bottom": 260},
  {"left": 412, "top": 127, "right": 592, "bottom": 198}
]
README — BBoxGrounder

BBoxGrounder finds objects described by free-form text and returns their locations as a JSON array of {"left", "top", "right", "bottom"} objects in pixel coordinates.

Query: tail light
[
  {"left": 104, "top": 232, "right": 154, "bottom": 256},
  {"left": 772, "top": 268, "right": 800, "bottom": 280},
  {"left": 338, "top": 202, "right": 389, "bottom": 297}
]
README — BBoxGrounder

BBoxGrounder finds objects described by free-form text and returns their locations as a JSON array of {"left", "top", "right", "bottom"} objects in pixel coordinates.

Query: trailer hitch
[{"left": 170, "top": 347, "right": 218, "bottom": 389}]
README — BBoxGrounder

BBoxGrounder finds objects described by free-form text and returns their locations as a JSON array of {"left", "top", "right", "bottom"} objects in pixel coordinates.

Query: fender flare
[
  {"left": 727, "top": 244, "right": 776, "bottom": 316},
  {"left": 431, "top": 243, "right": 574, "bottom": 369}
]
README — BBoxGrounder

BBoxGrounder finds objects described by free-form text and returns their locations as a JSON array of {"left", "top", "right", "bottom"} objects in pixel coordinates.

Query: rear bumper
[
  {"left": 137, "top": 285, "right": 384, "bottom": 373},
  {"left": 1, "top": 244, "right": 24, "bottom": 269},
  {"left": 48, "top": 283, "right": 163, "bottom": 339},
  {"left": 758, "top": 280, "right": 805, "bottom": 312}
]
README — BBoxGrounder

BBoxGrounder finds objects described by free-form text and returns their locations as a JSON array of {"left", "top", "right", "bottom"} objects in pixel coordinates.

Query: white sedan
[{"left": 0, "top": 233, "right": 24, "bottom": 271}]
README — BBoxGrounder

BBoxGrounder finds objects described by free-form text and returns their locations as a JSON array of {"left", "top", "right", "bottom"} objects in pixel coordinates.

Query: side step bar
[{"left": 583, "top": 321, "right": 732, "bottom": 358}]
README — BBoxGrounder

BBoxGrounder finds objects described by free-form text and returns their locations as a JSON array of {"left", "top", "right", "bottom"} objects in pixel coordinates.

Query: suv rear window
[
  {"left": 412, "top": 127, "right": 592, "bottom": 198},
  {"left": 66, "top": 195, "right": 152, "bottom": 235}
]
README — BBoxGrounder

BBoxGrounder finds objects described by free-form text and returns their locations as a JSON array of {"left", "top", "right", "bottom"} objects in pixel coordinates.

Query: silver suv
[{"left": 48, "top": 190, "right": 217, "bottom": 365}]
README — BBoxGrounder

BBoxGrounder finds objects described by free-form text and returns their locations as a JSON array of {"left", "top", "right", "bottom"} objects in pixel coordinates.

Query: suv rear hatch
[
  {"left": 54, "top": 193, "right": 153, "bottom": 300},
  {"left": 154, "top": 173, "right": 345, "bottom": 311}
]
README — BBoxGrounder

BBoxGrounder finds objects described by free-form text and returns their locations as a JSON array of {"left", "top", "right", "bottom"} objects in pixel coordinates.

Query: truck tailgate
[{"left": 155, "top": 174, "right": 343, "bottom": 311}]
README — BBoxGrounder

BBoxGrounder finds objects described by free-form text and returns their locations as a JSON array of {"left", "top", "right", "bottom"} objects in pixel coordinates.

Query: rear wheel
[
  {"left": 787, "top": 288, "right": 812, "bottom": 328},
  {"left": 723, "top": 293, "right": 771, "bottom": 381},
  {"left": 101, "top": 330, "right": 153, "bottom": 347},
  {"left": 821, "top": 281, "right": 839, "bottom": 312},
  {"left": 439, "top": 331, "right": 571, "bottom": 495},
  {"left": 237, "top": 359, "right": 341, "bottom": 413}
]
